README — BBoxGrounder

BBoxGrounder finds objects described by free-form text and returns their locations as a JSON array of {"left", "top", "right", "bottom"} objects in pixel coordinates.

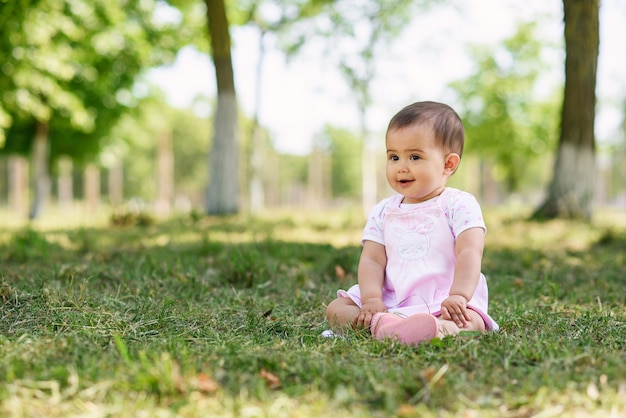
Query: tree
[
  {"left": 205, "top": 0, "right": 239, "bottom": 215},
  {"left": 450, "top": 23, "right": 560, "bottom": 197},
  {"left": 202, "top": 0, "right": 334, "bottom": 214},
  {"left": 313, "top": 0, "right": 420, "bottom": 213},
  {"left": 532, "top": 0, "right": 599, "bottom": 220},
  {"left": 0, "top": 0, "right": 184, "bottom": 218},
  {"left": 101, "top": 92, "right": 211, "bottom": 207}
]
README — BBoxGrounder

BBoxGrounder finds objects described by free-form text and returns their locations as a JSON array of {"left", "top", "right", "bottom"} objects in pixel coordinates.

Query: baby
[{"left": 325, "top": 101, "right": 498, "bottom": 345}]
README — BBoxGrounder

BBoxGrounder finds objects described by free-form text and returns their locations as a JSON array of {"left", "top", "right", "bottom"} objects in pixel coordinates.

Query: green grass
[{"left": 0, "top": 209, "right": 625, "bottom": 417}]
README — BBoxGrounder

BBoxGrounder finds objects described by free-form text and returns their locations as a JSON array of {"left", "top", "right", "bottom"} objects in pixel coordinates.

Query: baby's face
[{"left": 385, "top": 124, "right": 453, "bottom": 204}]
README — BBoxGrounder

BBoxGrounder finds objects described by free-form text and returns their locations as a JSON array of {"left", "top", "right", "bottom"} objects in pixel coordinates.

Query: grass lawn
[{"left": 0, "top": 208, "right": 625, "bottom": 417}]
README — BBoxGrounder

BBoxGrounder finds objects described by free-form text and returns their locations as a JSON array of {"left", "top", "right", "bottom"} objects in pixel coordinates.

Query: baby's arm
[
  {"left": 356, "top": 240, "right": 387, "bottom": 327},
  {"left": 441, "top": 227, "right": 485, "bottom": 328}
]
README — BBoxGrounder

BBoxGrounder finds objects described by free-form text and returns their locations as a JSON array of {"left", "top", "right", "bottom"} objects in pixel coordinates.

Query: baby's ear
[{"left": 444, "top": 153, "right": 461, "bottom": 174}]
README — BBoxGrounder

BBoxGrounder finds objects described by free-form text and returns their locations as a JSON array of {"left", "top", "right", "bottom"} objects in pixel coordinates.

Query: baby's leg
[
  {"left": 326, "top": 297, "right": 360, "bottom": 330},
  {"left": 436, "top": 308, "right": 486, "bottom": 338}
]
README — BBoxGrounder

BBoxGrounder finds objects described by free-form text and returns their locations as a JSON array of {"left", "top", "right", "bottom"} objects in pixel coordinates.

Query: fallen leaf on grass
[
  {"left": 335, "top": 265, "right": 346, "bottom": 280},
  {"left": 196, "top": 373, "right": 219, "bottom": 393},
  {"left": 422, "top": 364, "right": 448, "bottom": 386},
  {"left": 260, "top": 369, "right": 281, "bottom": 389},
  {"left": 396, "top": 404, "right": 415, "bottom": 417}
]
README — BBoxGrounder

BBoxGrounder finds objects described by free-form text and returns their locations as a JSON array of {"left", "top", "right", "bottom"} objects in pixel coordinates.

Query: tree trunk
[
  {"left": 57, "top": 156, "right": 73, "bottom": 209},
  {"left": 265, "top": 151, "right": 279, "bottom": 207},
  {"left": 532, "top": 0, "right": 599, "bottom": 220},
  {"left": 29, "top": 121, "right": 51, "bottom": 220},
  {"left": 84, "top": 163, "right": 100, "bottom": 213},
  {"left": 0, "top": 157, "right": 6, "bottom": 206},
  {"left": 205, "top": 0, "right": 239, "bottom": 215},
  {"left": 155, "top": 130, "right": 174, "bottom": 215},
  {"left": 108, "top": 161, "right": 124, "bottom": 207},
  {"left": 8, "top": 154, "right": 28, "bottom": 215}
]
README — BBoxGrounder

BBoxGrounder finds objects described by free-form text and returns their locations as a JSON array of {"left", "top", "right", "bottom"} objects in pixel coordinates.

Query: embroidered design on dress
[
  {"left": 390, "top": 210, "right": 439, "bottom": 260},
  {"left": 397, "top": 232, "right": 429, "bottom": 259}
]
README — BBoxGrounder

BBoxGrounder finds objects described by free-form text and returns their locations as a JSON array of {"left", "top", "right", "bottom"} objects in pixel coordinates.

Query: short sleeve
[
  {"left": 444, "top": 190, "right": 486, "bottom": 238},
  {"left": 361, "top": 198, "right": 390, "bottom": 246}
]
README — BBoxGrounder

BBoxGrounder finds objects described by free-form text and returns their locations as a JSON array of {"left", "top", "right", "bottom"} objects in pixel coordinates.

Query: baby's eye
[
  {"left": 410, "top": 154, "right": 420, "bottom": 161},
  {"left": 389, "top": 155, "right": 399, "bottom": 161}
]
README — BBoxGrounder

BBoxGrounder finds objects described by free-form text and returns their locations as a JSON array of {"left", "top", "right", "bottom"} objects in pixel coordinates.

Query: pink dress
[{"left": 338, "top": 188, "right": 499, "bottom": 331}]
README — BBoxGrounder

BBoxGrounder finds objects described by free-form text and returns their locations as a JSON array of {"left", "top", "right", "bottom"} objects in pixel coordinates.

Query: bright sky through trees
[{"left": 148, "top": 0, "right": 626, "bottom": 155}]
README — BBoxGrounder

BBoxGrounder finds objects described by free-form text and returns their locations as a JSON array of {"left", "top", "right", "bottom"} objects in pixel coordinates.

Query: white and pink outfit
[{"left": 337, "top": 187, "right": 499, "bottom": 331}]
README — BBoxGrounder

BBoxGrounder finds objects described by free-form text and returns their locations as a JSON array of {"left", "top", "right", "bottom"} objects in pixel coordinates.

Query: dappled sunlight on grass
[
  {"left": 3, "top": 205, "right": 623, "bottom": 250},
  {"left": 486, "top": 212, "right": 605, "bottom": 252},
  {"left": 1, "top": 207, "right": 367, "bottom": 255},
  {"left": 0, "top": 206, "right": 111, "bottom": 231}
]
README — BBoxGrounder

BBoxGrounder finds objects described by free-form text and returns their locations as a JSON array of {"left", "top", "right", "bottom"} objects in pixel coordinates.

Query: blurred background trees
[
  {"left": 0, "top": 0, "right": 624, "bottom": 223},
  {"left": 450, "top": 22, "right": 561, "bottom": 204},
  {"left": 0, "top": 0, "right": 190, "bottom": 217}
]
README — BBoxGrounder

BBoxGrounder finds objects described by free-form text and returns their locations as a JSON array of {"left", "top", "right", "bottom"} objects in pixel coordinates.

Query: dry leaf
[
  {"left": 335, "top": 265, "right": 346, "bottom": 280},
  {"left": 422, "top": 367, "right": 437, "bottom": 382},
  {"left": 396, "top": 404, "right": 415, "bottom": 417},
  {"left": 196, "top": 373, "right": 219, "bottom": 393},
  {"left": 260, "top": 369, "right": 281, "bottom": 389}
]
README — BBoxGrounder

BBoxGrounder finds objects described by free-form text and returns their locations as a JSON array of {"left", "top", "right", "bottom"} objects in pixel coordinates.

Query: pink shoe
[
  {"left": 371, "top": 312, "right": 438, "bottom": 346},
  {"left": 371, "top": 312, "right": 403, "bottom": 338}
]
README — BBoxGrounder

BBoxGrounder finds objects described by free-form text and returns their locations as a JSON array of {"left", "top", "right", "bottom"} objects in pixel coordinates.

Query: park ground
[{"left": 0, "top": 207, "right": 625, "bottom": 417}]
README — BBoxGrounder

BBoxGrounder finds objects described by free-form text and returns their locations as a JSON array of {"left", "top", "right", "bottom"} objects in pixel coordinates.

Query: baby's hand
[
  {"left": 440, "top": 295, "right": 471, "bottom": 328},
  {"left": 357, "top": 298, "right": 387, "bottom": 328}
]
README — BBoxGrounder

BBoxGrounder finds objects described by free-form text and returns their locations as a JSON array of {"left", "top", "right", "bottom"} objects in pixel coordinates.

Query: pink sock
[{"left": 371, "top": 312, "right": 439, "bottom": 345}]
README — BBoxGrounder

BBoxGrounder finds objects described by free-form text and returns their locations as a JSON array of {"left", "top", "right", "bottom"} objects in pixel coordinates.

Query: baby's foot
[
  {"left": 370, "top": 312, "right": 403, "bottom": 337},
  {"left": 371, "top": 312, "right": 438, "bottom": 345}
]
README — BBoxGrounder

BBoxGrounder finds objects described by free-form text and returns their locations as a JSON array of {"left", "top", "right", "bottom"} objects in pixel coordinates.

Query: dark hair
[{"left": 387, "top": 101, "right": 465, "bottom": 156}]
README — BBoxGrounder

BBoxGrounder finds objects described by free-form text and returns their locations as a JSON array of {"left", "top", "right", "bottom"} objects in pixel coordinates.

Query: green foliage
[
  {"left": 0, "top": 211, "right": 625, "bottom": 415},
  {"left": 277, "top": 154, "right": 308, "bottom": 198},
  {"left": 110, "top": 210, "right": 156, "bottom": 227},
  {"left": 101, "top": 94, "right": 211, "bottom": 202},
  {"left": 228, "top": 0, "right": 336, "bottom": 31},
  {"left": 600, "top": 102, "right": 626, "bottom": 202},
  {"left": 0, "top": 0, "right": 189, "bottom": 163},
  {"left": 322, "top": 125, "right": 361, "bottom": 199},
  {"left": 323, "top": 0, "right": 421, "bottom": 110},
  {"left": 172, "top": 108, "right": 212, "bottom": 197},
  {"left": 450, "top": 22, "right": 561, "bottom": 193},
  {"left": 2, "top": 229, "right": 58, "bottom": 262}
]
